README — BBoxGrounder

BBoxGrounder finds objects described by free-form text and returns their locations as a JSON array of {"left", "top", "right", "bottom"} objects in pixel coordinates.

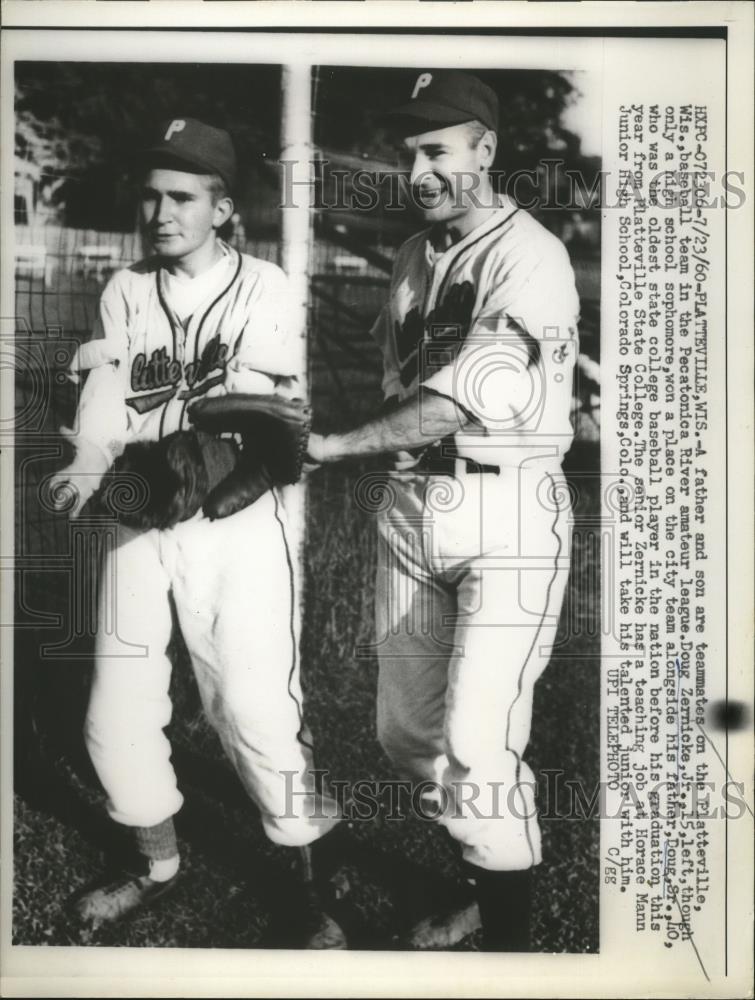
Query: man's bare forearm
[{"left": 312, "top": 390, "right": 471, "bottom": 463}]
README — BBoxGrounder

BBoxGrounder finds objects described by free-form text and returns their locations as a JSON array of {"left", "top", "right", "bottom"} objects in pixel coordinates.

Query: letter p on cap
[
  {"left": 412, "top": 73, "right": 433, "bottom": 100},
  {"left": 164, "top": 119, "right": 186, "bottom": 142}
]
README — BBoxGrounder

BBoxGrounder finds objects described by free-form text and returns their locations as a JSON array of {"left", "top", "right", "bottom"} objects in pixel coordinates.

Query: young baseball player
[
  {"left": 51, "top": 118, "right": 344, "bottom": 946},
  {"left": 307, "top": 71, "right": 579, "bottom": 950}
]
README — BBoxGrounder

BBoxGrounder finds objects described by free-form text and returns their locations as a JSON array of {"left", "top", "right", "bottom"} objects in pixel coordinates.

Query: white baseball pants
[
  {"left": 374, "top": 460, "right": 572, "bottom": 871},
  {"left": 84, "top": 489, "right": 339, "bottom": 846}
]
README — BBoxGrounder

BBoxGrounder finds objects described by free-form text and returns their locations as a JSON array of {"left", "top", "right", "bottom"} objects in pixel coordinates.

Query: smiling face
[
  {"left": 403, "top": 121, "right": 497, "bottom": 235},
  {"left": 140, "top": 168, "right": 233, "bottom": 273}
]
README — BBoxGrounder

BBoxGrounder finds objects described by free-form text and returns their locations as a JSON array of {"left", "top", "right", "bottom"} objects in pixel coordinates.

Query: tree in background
[
  {"left": 313, "top": 66, "right": 601, "bottom": 251},
  {"left": 316, "top": 67, "right": 584, "bottom": 166},
  {"left": 15, "top": 62, "right": 282, "bottom": 231},
  {"left": 15, "top": 61, "right": 600, "bottom": 250}
]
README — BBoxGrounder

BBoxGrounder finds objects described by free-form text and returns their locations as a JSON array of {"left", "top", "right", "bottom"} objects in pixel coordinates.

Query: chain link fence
[{"left": 12, "top": 218, "right": 599, "bottom": 599}]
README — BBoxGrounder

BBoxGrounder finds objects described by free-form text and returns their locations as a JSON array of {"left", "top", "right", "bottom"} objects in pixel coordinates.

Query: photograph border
[{"left": 1, "top": 3, "right": 752, "bottom": 998}]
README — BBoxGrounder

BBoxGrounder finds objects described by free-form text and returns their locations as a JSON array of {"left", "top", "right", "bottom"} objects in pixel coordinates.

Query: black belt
[{"left": 414, "top": 444, "right": 500, "bottom": 477}]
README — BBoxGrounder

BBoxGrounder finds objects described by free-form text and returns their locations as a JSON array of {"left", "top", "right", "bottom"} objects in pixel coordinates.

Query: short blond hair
[
  {"left": 465, "top": 120, "right": 491, "bottom": 147},
  {"left": 201, "top": 173, "right": 230, "bottom": 204}
]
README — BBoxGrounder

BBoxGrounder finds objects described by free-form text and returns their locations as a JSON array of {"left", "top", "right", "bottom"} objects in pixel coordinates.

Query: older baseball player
[
  {"left": 308, "top": 71, "right": 579, "bottom": 951},
  {"left": 51, "top": 118, "right": 344, "bottom": 946}
]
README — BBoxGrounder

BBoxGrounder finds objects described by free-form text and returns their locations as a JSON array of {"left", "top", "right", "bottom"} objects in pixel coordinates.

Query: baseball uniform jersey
[
  {"left": 73, "top": 241, "right": 339, "bottom": 846},
  {"left": 370, "top": 195, "right": 579, "bottom": 870}
]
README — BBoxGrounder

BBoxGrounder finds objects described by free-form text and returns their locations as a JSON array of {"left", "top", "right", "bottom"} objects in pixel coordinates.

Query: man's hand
[
  {"left": 305, "top": 432, "right": 329, "bottom": 466},
  {"left": 48, "top": 427, "right": 112, "bottom": 519}
]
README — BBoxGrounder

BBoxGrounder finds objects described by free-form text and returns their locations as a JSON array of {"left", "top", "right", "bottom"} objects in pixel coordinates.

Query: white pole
[
  {"left": 279, "top": 64, "right": 313, "bottom": 623},
  {"left": 280, "top": 63, "right": 313, "bottom": 389}
]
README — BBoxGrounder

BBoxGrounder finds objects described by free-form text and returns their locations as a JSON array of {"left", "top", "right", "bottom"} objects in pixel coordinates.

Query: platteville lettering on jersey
[
  {"left": 128, "top": 336, "right": 230, "bottom": 407},
  {"left": 71, "top": 243, "right": 294, "bottom": 460},
  {"left": 371, "top": 195, "right": 581, "bottom": 467}
]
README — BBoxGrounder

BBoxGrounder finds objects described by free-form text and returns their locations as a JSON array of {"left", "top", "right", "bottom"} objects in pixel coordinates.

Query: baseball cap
[
  {"left": 383, "top": 70, "right": 499, "bottom": 135},
  {"left": 141, "top": 118, "right": 237, "bottom": 192}
]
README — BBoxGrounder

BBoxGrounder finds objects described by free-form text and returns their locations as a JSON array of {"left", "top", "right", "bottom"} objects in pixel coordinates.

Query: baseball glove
[
  {"left": 96, "top": 431, "right": 239, "bottom": 530},
  {"left": 188, "top": 393, "right": 312, "bottom": 487},
  {"left": 96, "top": 395, "right": 311, "bottom": 529}
]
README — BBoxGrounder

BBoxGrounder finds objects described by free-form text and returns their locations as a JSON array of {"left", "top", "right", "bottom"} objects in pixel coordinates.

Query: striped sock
[{"left": 134, "top": 817, "right": 179, "bottom": 865}]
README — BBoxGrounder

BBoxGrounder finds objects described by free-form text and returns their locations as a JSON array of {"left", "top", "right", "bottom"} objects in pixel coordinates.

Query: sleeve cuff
[
  {"left": 421, "top": 353, "right": 533, "bottom": 430},
  {"left": 72, "top": 338, "right": 121, "bottom": 374},
  {"left": 223, "top": 359, "right": 277, "bottom": 394},
  {"left": 232, "top": 341, "right": 297, "bottom": 379}
]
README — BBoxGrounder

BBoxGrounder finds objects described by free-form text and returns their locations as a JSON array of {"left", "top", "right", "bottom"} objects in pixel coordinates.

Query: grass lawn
[
  {"left": 12, "top": 253, "right": 601, "bottom": 950},
  {"left": 13, "top": 440, "right": 600, "bottom": 952}
]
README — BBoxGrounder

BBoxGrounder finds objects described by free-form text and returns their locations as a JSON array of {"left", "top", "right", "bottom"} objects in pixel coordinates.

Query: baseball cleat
[
  {"left": 304, "top": 910, "right": 349, "bottom": 950},
  {"left": 409, "top": 901, "right": 481, "bottom": 949},
  {"left": 301, "top": 885, "right": 348, "bottom": 949},
  {"left": 72, "top": 872, "right": 180, "bottom": 930}
]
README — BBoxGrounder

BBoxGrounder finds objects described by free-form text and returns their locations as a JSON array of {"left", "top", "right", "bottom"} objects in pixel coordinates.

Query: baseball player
[
  {"left": 307, "top": 71, "right": 579, "bottom": 950},
  {"left": 51, "top": 118, "right": 344, "bottom": 947}
]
